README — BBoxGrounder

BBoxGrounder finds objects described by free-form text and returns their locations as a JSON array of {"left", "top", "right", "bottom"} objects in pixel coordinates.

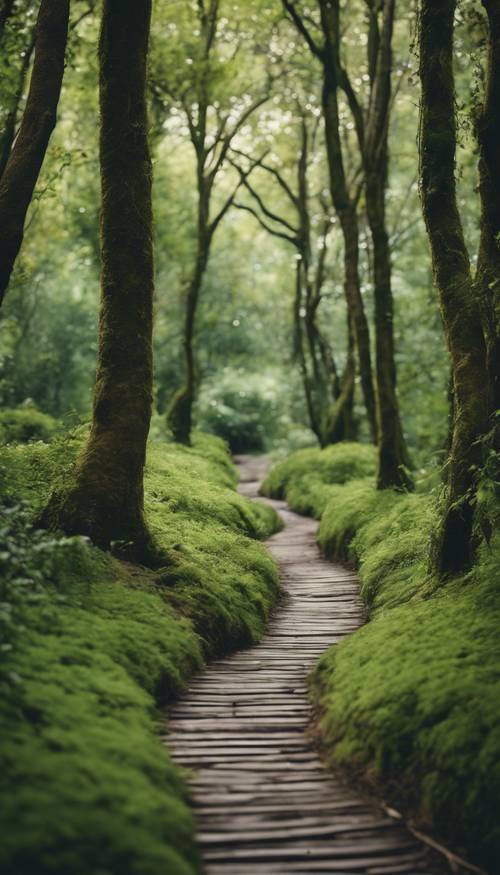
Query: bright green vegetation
[
  {"left": 261, "top": 443, "right": 377, "bottom": 514},
  {"left": 263, "top": 445, "right": 500, "bottom": 870},
  {"left": 0, "top": 431, "right": 280, "bottom": 875},
  {"left": 0, "top": 404, "right": 59, "bottom": 444}
]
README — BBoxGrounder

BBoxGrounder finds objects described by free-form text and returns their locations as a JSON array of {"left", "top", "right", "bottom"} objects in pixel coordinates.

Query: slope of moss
[
  {"left": 0, "top": 432, "right": 280, "bottom": 875},
  {"left": 261, "top": 442, "right": 376, "bottom": 515},
  {"left": 264, "top": 447, "right": 500, "bottom": 870}
]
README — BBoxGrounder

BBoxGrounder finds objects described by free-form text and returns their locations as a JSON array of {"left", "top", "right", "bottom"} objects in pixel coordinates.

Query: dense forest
[{"left": 0, "top": 1, "right": 499, "bottom": 874}]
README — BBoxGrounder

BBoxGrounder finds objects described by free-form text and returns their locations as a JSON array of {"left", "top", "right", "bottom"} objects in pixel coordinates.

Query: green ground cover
[
  {"left": 263, "top": 444, "right": 500, "bottom": 870},
  {"left": 0, "top": 430, "right": 280, "bottom": 875}
]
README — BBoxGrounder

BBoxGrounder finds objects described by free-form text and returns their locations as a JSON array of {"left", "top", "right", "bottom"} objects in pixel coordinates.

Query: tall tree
[
  {"left": 283, "top": 0, "right": 378, "bottom": 443},
  {"left": 419, "top": 0, "right": 491, "bottom": 574},
  {"left": 43, "top": 0, "right": 155, "bottom": 560},
  {"left": 153, "top": 0, "right": 268, "bottom": 444},
  {"left": 0, "top": 0, "right": 69, "bottom": 306},
  {"left": 284, "top": 0, "right": 411, "bottom": 487},
  {"left": 476, "top": 0, "right": 500, "bottom": 435},
  {"left": 231, "top": 113, "right": 355, "bottom": 445},
  {"left": 362, "top": 0, "right": 411, "bottom": 488}
]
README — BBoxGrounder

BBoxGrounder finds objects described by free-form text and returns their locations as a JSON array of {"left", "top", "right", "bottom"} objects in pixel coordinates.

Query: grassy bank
[
  {"left": 263, "top": 444, "right": 500, "bottom": 871},
  {"left": 0, "top": 430, "right": 280, "bottom": 875}
]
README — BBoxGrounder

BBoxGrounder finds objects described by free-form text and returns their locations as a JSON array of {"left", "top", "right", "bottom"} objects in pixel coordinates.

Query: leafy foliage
[{"left": 0, "top": 404, "right": 59, "bottom": 444}]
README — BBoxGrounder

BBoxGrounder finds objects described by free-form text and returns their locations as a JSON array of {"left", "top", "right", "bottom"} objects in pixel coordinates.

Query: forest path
[{"left": 165, "top": 455, "right": 446, "bottom": 875}]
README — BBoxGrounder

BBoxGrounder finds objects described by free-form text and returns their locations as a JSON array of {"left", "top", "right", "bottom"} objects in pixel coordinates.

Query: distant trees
[
  {"left": 419, "top": 0, "right": 499, "bottom": 574},
  {"left": 152, "top": 0, "right": 269, "bottom": 444},
  {"left": 44, "top": 0, "right": 155, "bottom": 559},
  {"left": 282, "top": 0, "right": 411, "bottom": 488},
  {"left": 0, "top": 0, "right": 69, "bottom": 306},
  {"left": 231, "top": 110, "right": 356, "bottom": 446}
]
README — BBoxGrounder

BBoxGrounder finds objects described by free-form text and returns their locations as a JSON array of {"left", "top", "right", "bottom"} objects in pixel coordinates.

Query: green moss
[
  {"left": 269, "top": 444, "right": 500, "bottom": 869},
  {"left": 312, "top": 543, "right": 500, "bottom": 869},
  {"left": 261, "top": 442, "right": 377, "bottom": 515},
  {"left": 0, "top": 405, "right": 59, "bottom": 445},
  {"left": 0, "top": 432, "right": 281, "bottom": 875}
]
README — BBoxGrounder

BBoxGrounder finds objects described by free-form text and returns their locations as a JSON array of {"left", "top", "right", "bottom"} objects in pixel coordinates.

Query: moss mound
[
  {"left": 0, "top": 432, "right": 280, "bottom": 875},
  {"left": 265, "top": 446, "right": 500, "bottom": 870},
  {"left": 261, "top": 442, "right": 377, "bottom": 515}
]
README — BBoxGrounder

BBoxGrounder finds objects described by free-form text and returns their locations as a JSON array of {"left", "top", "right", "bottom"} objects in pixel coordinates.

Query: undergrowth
[
  {"left": 264, "top": 442, "right": 500, "bottom": 871},
  {"left": 0, "top": 430, "right": 280, "bottom": 875}
]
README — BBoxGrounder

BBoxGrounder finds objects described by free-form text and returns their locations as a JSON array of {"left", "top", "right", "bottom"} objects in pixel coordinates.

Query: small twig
[{"left": 382, "top": 804, "right": 490, "bottom": 875}]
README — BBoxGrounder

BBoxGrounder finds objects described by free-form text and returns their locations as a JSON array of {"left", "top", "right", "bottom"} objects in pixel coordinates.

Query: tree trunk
[
  {"left": 293, "top": 260, "right": 323, "bottom": 441},
  {"left": 367, "top": 168, "right": 411, "bottom": 488},
  {"left": 476, "top": 0, "right": 500, "bottom": 431},
  {"left": 43, "top": 0, "right": 155, "bottom": 561},
  {"left": 419, "top": 0, "right": 490, "bottom": 575},
  {"left": 320, "top": 39, "right": 377, "bottom": 441},
  {"left": 0, "top": 31, "right": 37, "bottom": 179},
  {"left": 323, "top": 312, "right": 356, "bottom": 444},
  {"left": 0, "top": 0, "right": 69, "bottom": 306},
  {"left": 362, "top": 0, "right": 411, "bottom": 489},
  {"left": 167, "top": 238, "right": 209, "bottom": 444}
]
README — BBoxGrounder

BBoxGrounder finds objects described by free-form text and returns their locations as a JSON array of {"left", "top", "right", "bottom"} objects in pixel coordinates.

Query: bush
[
  {"left": 0, "top": 431, "right": 281, "bottom": 875},
  {"left": 0, "top": 405, "right": 59, "bottom": 444},
  {"left": 195, "top": 369, "right": 313, "bottom": 453}
]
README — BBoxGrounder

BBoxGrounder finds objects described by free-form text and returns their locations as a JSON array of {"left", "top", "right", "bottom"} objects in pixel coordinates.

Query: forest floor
[{"left": 165, "top": 455, "right": 450, "bottom": 875}]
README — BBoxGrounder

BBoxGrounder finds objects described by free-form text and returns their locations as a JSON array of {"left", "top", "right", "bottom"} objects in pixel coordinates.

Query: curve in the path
[{"left": 165, "top": 455, "right": 445, "bottom": 875}]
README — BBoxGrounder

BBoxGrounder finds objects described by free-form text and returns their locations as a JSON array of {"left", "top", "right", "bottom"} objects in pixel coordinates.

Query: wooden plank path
[{"left": 164, "top": 456, "right": 447, "bottom": 875}]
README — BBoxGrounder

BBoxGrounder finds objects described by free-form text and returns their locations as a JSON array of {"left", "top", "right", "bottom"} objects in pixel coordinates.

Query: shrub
[
  {"left": 195, "top": 369, "right": 312, "bottom": 453},
  {"left": 0, "top": 405, "right": 59, "bottom": 444}
]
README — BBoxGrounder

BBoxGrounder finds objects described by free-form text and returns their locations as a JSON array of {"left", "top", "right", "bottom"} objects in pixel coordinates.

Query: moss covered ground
[
  {"left": 263, "top": 444, "right": 500, "bottom": 871},
  {"left": 0, "top": 430, "right": 280, "bottom": 875}
]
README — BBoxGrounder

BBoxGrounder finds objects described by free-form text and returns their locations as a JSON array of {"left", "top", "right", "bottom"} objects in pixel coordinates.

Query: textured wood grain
[{"left": 164, "top": 455, "right": 447, "bottom": 874}]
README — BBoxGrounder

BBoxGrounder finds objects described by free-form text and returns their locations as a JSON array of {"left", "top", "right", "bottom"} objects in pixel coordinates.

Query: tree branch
[
  {"left": 229, "top": 160, "right": 299, "bottom": 234},
  {"left": 208, "top": 150, "right": 269, "bottom": 237},
  {"left": 229, "top": 146, "right": 299, "bottom": 207},
  {"left": 232, "top": 201, "right": 300, "bottom": 246},
  {"left": 282, "top": 0, "right": 323, "bottom": 59}
]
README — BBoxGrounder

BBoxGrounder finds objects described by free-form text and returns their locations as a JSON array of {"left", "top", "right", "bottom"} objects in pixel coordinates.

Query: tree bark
[
  {"left": 319, "top": 0, "right": 378, "bottom": 442},
  {"left": 476, "top": 0, "right": 500, "bottom": 431},
  {"left": 363, "top": 0, "right": 411, "bottom": 489},
  {"left": 419, "top": 0, "right": 490, "bottom": 575},
  {"left": 323, "top": 312, "right": 356, "bottom": 444},
  {"left": 0, "top": 0, "right": 69, "bottom": 306},
  {"left": 43, "top": 0, "right": 155, "bottom": 560},
  {"left": 0, "top": 29, "right": 37, "bottom": 180},
  {"left": 167, "top": 229, "right": 209, "bottom": 444}
]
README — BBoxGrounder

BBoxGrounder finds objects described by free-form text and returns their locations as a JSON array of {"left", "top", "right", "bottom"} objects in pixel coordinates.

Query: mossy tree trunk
[
  {"left": 419, "top": 0, "right": 490, "bottom": 575},
  {"left": 476, "top": 0, "right": 500, "bottom": 438},
  {"left": 363, "top": 0, "right": 411, "bottom": 489},
  {"left": 0, "top": 0, "right": 69, "bottom": 306},
  {"left": 43, "top": 0, "right": 155, "bottom": 560},
  {"left": 0, "top": 28, "right": 37, "bottom": 180},
  {"left": 319, "top": 7, "right": 377, "bottom": 443}
]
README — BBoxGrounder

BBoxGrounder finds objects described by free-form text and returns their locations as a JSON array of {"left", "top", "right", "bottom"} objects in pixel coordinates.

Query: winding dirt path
[{"left": 166, "top": 455, "right": 445, "bottom": 874}]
